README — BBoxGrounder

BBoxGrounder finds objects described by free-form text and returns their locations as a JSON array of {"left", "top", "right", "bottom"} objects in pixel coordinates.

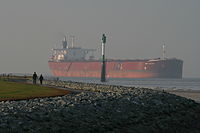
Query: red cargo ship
[{"left": 48, "top": 37, "right": 183, "bottom": 79}]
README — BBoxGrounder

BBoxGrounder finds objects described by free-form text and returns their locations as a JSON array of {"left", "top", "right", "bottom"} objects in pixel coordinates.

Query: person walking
[
  {"left": 39, "top": 74, "right": 44, "bottom": 85},
  {"left": 32, "top": 72, "right": 38, "bottom": 84}
]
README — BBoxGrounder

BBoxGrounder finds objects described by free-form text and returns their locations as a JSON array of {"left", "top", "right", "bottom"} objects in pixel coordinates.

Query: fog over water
[{"left": 0, "top": 0, "right": 199, "bottom": 78}]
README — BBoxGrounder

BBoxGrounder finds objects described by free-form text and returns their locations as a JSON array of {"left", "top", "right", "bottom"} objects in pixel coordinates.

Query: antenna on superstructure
[
  {"left": 62, "top": 35, "right": 68, "bottom": 49},
  {"left": 64, "top": 35, "right": 67, "bottom": 42},
  {"left": 162, "top": 41, "right": 166, "bottom": 59},
  {"left": 70, "top": 35, "right": 75, "bottom": 48}
]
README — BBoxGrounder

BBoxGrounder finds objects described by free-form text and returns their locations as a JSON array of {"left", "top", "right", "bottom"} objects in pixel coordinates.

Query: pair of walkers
[{"left": 32, "top": 72, "right": 44, "bottom": 85}]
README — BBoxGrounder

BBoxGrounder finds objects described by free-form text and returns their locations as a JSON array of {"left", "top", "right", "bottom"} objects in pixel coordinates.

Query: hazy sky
[{"left": 0, "top": 0, "right": 199, "bottom": 77}]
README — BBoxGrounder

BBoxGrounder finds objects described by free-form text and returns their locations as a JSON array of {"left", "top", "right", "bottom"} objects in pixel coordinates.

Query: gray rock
[{"left": 0, "top": 81, "right": 199, "bottom": 132}]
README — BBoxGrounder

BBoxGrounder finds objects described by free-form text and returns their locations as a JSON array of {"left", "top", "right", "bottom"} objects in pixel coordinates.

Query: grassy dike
[{"left": 0, "top": 80, "right": 69, "bottom": 101}]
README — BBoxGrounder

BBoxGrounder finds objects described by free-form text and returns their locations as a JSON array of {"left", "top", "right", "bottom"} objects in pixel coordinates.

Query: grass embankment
[
  {"left": 0, "top": 75, "right": 32, "bottom": 81},
  {"left": 0, "top": 80, "right": 69, "bottom": 101}
]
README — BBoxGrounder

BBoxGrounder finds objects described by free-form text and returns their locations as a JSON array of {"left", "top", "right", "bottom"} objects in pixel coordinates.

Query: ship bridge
[{"left": 50, "top": 36, "right": 96, "bottom": 62}]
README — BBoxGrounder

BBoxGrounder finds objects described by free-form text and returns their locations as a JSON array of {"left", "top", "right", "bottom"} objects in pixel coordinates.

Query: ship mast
[
  {"left": 62, "top": 36, "right": 68, "bottom": 49},
  {"left": 64, "top": 35, "right": 67, "bottom": 42},
  {"left": 162, "top": 42, "right": 166, "bottom": 59}
]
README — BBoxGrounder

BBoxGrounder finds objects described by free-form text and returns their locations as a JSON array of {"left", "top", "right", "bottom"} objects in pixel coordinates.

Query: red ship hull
[{"left": 48, "top": 59, "right": 183, "bottom": 79}]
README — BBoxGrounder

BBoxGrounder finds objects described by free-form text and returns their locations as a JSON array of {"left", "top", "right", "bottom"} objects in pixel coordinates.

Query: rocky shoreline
[{"left": 0, "top": 80, "right": 200, "bottom": 133}]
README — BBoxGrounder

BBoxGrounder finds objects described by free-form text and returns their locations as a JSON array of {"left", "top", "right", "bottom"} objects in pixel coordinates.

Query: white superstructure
[{"left": 50, "top": 36, "right": 95, "bottom": 61}]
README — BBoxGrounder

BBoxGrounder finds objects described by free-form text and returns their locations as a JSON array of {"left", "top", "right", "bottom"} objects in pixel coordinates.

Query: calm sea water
[{"left": 59, "top": 77, "right": 200, "bottom": 91}]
